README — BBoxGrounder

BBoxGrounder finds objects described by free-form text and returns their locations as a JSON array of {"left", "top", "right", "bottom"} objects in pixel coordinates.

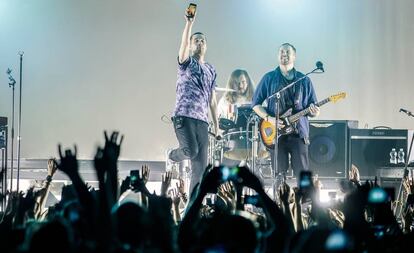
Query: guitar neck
[{"left": 288, "top": 98, "right": 330, "bottom": 122}]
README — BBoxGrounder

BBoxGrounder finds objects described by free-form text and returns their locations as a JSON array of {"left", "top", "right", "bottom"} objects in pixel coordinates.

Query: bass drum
[{"left": 223, "top": 129, "right": 269, "bottom": 160}]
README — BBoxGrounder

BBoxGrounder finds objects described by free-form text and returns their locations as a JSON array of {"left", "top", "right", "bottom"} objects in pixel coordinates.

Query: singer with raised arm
[
  {"left": 252, "top": 43, "right": 320, "bottom": 176},
  {"left": 167, "top": 4, "right": 219, "bottom": 194}
]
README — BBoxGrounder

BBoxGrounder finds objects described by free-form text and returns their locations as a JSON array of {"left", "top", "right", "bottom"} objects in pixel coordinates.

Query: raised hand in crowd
[
  {"left": 58, "top": 144, "right": 79, "bottom": 179},
  {"left": 134, "top": 165, "right": 151, "bottom": 196},
  {"left": 313, "top": 175, "right": 323, "bottom": 199},
  {"left": 169, "top": 188, "right": 182, "bottom": 224},
  {"left": 2, "top": 191, "right": 20, "bottom": 225},
  {"left": 176, "top": 177, "right": 188, "bottom": 204},
  {"left": 403, "top": 176, "right": 414, "bottom": 195},
  {"left": 402, "top": 205, "right": 414, "bottom": 233},
  {"left": 14, "top": 187, "right": 37, "bottom": 227},
  {"left": 291, "top": 187, "right": 304, "bottom": 231},
  {"left": 3, "top": 191, "right": 17, "bottom": 214},
  {"left": 94, "top": 147, "right": 107, "bottom": 181},
  {"left": 58, "top": 144, "right": 95, "bottom": 223},
  {"left": 103, "top": 131, "right": 124, "bottom": 201},
  {"left": 278, "top": 182, "right": 296, "bottom": 232},
  {"left": 327, "top": 208, "right": 345, "bottom": 228},
  {"left": 119, "top": 175, "right": 131, "bottom": 196},
  {"left": 217, "top": 182, "right": 236, "bottom": 211},
  {"left": 141, "top": 164, "right": 150, "bottom": 184},
  {"left": 178, "top": 165, "right": 293, "bottom": 253},
  {"left": 291, "top": 186, "right": 302, "bottom": 206},
  {"left": 93, "top": 132, "right": 124, "bottom": 252},
  {"left": 146, "top": 194, "right": 176, "bottom": 253},
  {"left": 279, "top": 182, "right": 291, "bottom": 207},
  {"left": 47, "top": 158, "right": 58, "bottom": 177},
  {"left": 103, "top": 131, "right": 124, "bottom": 168},
  {"left": 349, "top": 164, "right": 361, "bottom": 185},
  {"left": 121, "top": 164, "right": 152, "bottom": 207},
  {"left": 221, "top": 182, "right": 235, "bottom": 200},
  {"left": 34, "top": 158, "right": 59, "bottom": 219},
  {"left": 161, "top": 171, "right": 173, "bottom": 197}
]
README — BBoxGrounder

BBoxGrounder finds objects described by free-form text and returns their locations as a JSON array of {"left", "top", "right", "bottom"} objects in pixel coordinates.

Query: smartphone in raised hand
[
  {"left": 130, "top": 170, "right": 140, "bottom": 189},
  {"left": 299, "top": 171, "right": 313, "bottom": 201},
  {"left": 186, "top": 3, "right": 197, "bottom": 18}
]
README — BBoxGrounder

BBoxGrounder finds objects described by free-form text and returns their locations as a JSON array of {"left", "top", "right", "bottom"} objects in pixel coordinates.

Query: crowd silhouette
[{"left": 1, "top": 131, "right": 414, "bottom": 253}]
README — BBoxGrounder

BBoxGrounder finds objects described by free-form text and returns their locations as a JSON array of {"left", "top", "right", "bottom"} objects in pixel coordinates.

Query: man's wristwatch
[{"left": 46, "top": 175, "right": 52, "bottom": 183}]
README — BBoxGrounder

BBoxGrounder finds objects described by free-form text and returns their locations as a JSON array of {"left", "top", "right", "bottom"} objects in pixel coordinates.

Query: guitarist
[{"left": 252, "top": 43, "right": 320, "bottom": 176}]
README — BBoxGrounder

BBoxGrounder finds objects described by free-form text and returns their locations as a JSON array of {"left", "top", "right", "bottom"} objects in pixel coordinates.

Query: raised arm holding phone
[{"left": 168, "top": 4, "right": 219, "bottom": 195}]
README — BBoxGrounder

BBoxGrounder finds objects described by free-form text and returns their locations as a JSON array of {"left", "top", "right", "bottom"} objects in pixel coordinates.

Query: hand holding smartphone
[
  {"left": 186, "top": 3, "right": 197, "bottom": 19},
  {"left": 299, "top": 171, "right": 314, "bottom": 202},
  {"left": 130, "top": 170, "right": 140, "bottom": 189}
]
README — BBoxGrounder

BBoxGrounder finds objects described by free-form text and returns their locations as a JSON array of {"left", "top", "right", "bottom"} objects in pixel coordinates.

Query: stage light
[
  {"left": 319, "top": 189, "right": 341, "bottom": 206},
  {"left": 319, "top": 190, "right": 332, "bottom": 203}
]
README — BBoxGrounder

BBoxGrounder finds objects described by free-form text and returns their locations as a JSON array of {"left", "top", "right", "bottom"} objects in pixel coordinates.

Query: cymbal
[
  {"left": 219, "top": 118, "right": 235, "bottom": 130},
  {"left": 215, "top": 87, "right": 236, "bottom": 92}
]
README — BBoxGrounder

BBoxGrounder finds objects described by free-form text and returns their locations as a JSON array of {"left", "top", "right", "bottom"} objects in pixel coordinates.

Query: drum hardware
[
  {"left": 211, "top": 105, "right": 275, "bottom": 184},
  {"left": 234, "top": 104, "right": 253, "bottom": 129},
  {"left": 208, "top": 124, "right": 224, "bottom": 165},
  {"left": 219, "top": 118, "right": 235, "bottom": 131},
  {"left": 249, "top": 113, "right": 260, "bottom": 179}
]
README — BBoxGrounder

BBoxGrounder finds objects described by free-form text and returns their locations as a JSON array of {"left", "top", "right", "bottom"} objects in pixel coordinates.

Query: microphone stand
[
  {"left": 266, "top": 66, "right": 322, "bottom": 200},
  {"left": 6, "top": 69, "right": 16, "bottom": 191},
  {"left": 394, "top": 110, "right": 414, "bottom": 218},
  {"left": 16, "top": 52, "right": 24, "bottom": 193}
]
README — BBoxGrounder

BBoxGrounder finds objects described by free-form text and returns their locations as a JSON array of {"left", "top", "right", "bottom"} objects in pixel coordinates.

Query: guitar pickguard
[
  {"left": 264, "top": 126, "right": 273, "bottom": 137},
  {"left": 259, "top": 92, "right": 346, "bottom": 149}
]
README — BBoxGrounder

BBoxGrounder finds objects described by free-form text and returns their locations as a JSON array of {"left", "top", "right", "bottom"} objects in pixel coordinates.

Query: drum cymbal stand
[
  {"left": 208, "top": 123, "right": 222, "bottom": 167},
  {"left": 242, "top": 113, "right": 264, "bottom": 197},
  {"left": 248, "top": 114, "right": 261, "bottom": 178}
]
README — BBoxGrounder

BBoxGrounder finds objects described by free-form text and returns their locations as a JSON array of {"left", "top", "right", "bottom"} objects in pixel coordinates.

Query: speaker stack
[
  {"left": 309, "top": 120, "right": 414, "bottom": 180},
  {"left": 309, "top": 120, "right": 358, "bottom": 178}
]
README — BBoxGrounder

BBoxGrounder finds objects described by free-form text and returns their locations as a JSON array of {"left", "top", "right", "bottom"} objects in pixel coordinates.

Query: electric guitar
[{"left": 259, "top": 92, "right": 347, "bottom": 149}]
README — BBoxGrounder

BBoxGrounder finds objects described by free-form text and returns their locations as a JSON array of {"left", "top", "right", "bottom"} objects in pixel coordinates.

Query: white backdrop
[{"left": 1, "top": 0, "right": 413, "bottom": 160}]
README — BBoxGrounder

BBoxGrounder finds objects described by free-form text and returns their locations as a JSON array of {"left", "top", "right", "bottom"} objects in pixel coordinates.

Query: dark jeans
[
  {"left": 169, "top": 116, "right": 209, "bottom": 194},
  {"left": 270, "top": 134, "right": 310, "bottom": 177}
]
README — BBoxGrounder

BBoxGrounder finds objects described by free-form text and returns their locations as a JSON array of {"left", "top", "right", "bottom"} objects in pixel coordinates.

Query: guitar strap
[
  {"left": 279, "top": 69, "right": 302, "bottom": 113},
  {"left": 278, "top": 69, "right": 304, "bottom": 135}
]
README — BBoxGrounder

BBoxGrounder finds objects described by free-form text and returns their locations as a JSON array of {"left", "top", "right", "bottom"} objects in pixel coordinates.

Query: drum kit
[{"left": 208, "top": 90, "right": 273, "bottom": 179}]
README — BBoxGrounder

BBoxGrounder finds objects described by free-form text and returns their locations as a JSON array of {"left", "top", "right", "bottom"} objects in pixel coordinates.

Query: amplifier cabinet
[
  {"left": 349, "top": 129, "right": 413, "bottom": 178},
  {"left": 309, "top": 120, "right": 358, "bottom": 178}
]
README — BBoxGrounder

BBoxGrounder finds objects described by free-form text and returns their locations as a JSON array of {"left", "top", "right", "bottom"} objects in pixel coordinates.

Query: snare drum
[{"left": 223, "top": 129, "right": 269, "bottom": 160}]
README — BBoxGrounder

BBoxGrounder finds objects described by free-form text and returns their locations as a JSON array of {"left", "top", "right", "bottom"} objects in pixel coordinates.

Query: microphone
[
  {"left": 6, "top": 68, "right": 16, "bottom": 86},
  {"left": 400, "top": 108, "right": 414, "bottom": 117},
  {"left": 316, "top": 61, "right": 324, "bottom": 72}
]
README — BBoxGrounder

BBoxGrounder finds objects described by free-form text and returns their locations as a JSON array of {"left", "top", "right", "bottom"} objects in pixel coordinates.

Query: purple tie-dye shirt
[{"left": 173, "top": 56, "right": 217, "bottom": 123}]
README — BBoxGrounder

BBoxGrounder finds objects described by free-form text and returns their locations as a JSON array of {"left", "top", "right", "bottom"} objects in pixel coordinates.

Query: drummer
[
  {"left": 217, "top": 69, "right": 255, "bottom": 123},
  {"left": 217, "top": 69, "right": 255, "bottom": 166}
]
